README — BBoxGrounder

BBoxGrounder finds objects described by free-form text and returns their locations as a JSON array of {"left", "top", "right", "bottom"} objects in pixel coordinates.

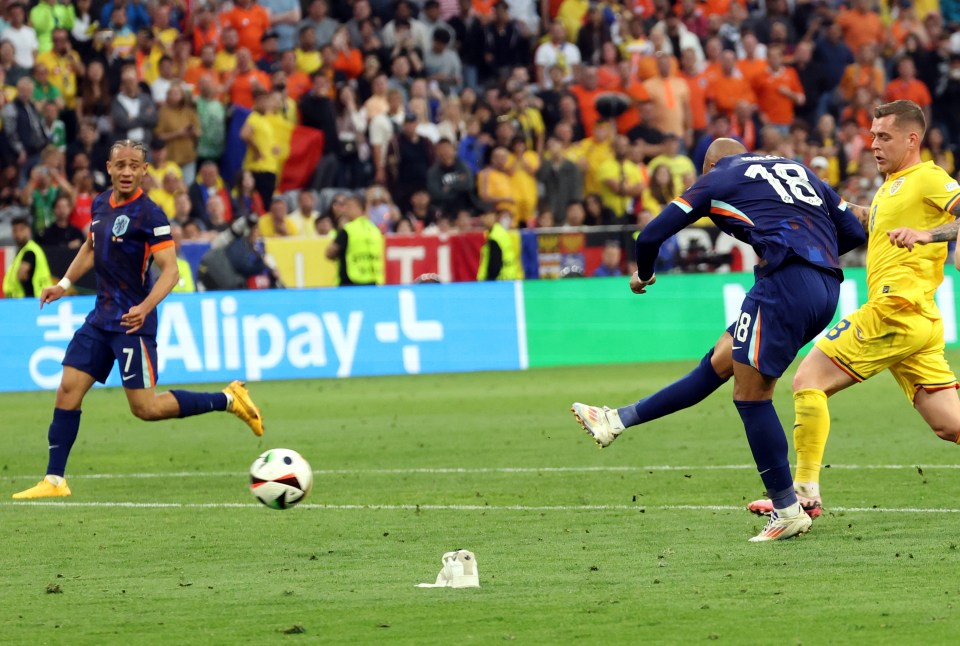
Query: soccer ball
[{"left": 249, "top": 448, "right": 314, "bottom": 510}]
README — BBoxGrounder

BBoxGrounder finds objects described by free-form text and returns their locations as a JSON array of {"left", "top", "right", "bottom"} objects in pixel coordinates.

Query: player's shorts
[
  {"left": 727, "top": 262, "right": 840, "bottom": 378},
  {"left": 814, "top": 298, "right": 958, "bottom": 402},
  {"left": 63, "top": 322, "right": 158, "bottom": 389}
]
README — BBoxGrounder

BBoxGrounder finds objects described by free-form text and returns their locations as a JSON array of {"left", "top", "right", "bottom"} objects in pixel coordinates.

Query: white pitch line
[
  {"left": 7, "top": 464, "right": 960, "bottom": 480},
  {"left": 4, "top": 501, "right": 960, "bottom": 514}
]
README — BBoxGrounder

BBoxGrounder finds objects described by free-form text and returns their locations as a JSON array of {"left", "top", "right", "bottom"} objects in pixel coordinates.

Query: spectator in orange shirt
[
  {"left": 184, "top": 44, "right": 221, "bottom": 96},
  {"left": 615, "top": 60, "right": 651, "bottom": 135},
  {"left": 220, "top": 0, "right": 271, "bottom": 60},
  {"left": 736, "top": 31, "right": 767, "bottom": 86},
  {"left": 701, "top": 36, "right": 723, "bottom": 84},
  {"left": 643, "top": 52, "right": 692, "bottom": 146},
  {"left": 330, "top": 26, "right": 363, "bottom": 79},
  {"left": 190, "top": 5, "right": 222, "bottom": 55},
  {"left": 569, "top": 66, "right": 604, "bottom": 137},
  {"left": 597, "top": 43, "right": 623, "bottom": 91},
  {"left": 884, "top": 57, "right": 932, "bottom": 121},
  {"left": 836, "top": 0, "right": 887, "bottom": 54},
  {"left": 838, "top": 43, "right": 885, "bottom": 103},
  {"left": 226, "top": 48, "right": 272, "bottom": 109},
  {"left": 707, "top": 49, "right": 755, "bottom": 118},
  {"left": 753, "top": 45, "right": 804, "bottom": 131},
  {"left": 679, "top": 47, "right": 709, "bottom": 138},
  {"left": 278, "top": 50, "right": 311, "bottom": 101}
]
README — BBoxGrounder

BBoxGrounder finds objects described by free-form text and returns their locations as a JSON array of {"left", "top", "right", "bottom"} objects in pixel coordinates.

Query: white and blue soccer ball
[{"left": 249, "top": 448, "right": 313, "bottom": 510}]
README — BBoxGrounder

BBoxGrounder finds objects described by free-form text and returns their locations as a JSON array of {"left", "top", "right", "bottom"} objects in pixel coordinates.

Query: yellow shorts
[{"left": 814, "top": 299, "right": 958, "bottom": 402}]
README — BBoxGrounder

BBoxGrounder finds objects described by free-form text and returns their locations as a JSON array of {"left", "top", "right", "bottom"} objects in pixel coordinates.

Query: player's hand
[
  {"left": 887, "top": 227, "right": 931, "bottom": 251},
  {"left": 39, "top": 285, "right": 65, "bottom": 308},
  {"left": 630, "top": 272, "right": 656, "bottom": 294},
  {"left": 121, "top": 304, "right": 148, "bottom": 335}
]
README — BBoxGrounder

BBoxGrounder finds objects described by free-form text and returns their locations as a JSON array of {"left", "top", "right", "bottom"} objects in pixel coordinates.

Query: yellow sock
[{"left": 793, "top": 388, "right": 830, "bottom": 485}]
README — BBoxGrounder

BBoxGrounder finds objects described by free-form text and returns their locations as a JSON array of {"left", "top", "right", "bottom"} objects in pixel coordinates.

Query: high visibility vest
[
  {"left": 2, "top": 239, "right": 52, "bottom": 298},
  {"left": 172, "top": 257, "right": 196, "bottom": 293},
  {"left": 477, "top": 223, "right": 521, "bottom": 281},
  {"left": 342, "top": 216, "right": 385, "bottom": 286}
]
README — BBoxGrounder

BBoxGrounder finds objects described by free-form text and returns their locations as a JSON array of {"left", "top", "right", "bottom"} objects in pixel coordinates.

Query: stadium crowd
[{"left": 2, "top": 0, "right": 960, "bottom": 287}]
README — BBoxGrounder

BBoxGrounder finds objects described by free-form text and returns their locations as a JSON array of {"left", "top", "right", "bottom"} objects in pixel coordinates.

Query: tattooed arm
[
  {"left": 887, "top": 199, "right": 960, "bottom": 251},
  {"left": 847, "top": 202, "right": 871, "bottom": 233}
]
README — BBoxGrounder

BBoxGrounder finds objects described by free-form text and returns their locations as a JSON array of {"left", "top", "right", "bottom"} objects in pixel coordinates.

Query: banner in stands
[{"left": 0, "top": 283, "right": 523, "bottom": 392}]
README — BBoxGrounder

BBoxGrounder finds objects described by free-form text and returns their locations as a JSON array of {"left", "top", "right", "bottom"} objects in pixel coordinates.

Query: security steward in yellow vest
[
  {"left": 3, "top": 215, "right": 53, "bottom": 298},
  {"left": 324, "top": 195, "right": 385, "bottom": 286},
  {"left": 170, "top": 224, "right": 196, "bottom": 293},
  {"left": 477, "top": 211, "right": 521, "bottom": 281}
]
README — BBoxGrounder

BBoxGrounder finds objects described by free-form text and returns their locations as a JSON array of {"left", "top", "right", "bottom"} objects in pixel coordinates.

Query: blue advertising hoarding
[{"left": 0, "top": 283, "right": 524, "bottom": 392}]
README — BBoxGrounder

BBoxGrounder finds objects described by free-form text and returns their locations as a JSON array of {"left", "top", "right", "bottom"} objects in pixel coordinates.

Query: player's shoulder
[
  {"left": 91, "top": 190, "right": 111, "bottom": 210},
  {"left": 914, "top": 160, "right": 955, "bottom": 185}
]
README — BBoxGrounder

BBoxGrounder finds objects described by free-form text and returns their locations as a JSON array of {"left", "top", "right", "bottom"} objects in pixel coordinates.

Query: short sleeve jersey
[
  {"left": 668, "top": 154, "right": 855, "bottom": 279},
  {"left": 86, "top": 189, "right": 173, "bottom": 336},
  {"left": 866, "top": 160, "right": 960, "bottom": 314}
]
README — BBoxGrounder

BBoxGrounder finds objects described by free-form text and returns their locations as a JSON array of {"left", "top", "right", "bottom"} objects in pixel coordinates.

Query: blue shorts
[
  {"left": 726, "top": 263, "right": 841, "bottom": 378},
  {"left": 63, "top": 322, "right": 158, "bottom": 389}
]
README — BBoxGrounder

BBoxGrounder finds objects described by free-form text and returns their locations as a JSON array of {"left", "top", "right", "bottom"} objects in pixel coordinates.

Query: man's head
[
  {"left": 107, "top": 139, "right": 149, "bottom": 199},
  {"left": 871, "top": 100, "right": 925, "bottom": 174},
  {"left": 436, "top": 138, "right": 456, "bottom": 165},
  {"left": 565, "top": 200, "right": 585, "bottom": 226},
  {"left": 52, "top": 28, "right": 70, "bottom": 55},
  {"left": 11, "top": 215, "right": 30, "bottom": 246},
  {"left": 702, "top": 137, "right": 747, "bottom": 174},
  {"left": 270, "top": 196, "right": 288, "bottom": 220},
  {"left": 601, "top": 242, "right": 622, "bottom": 268},
  {"left": 15, "top": 76, "right": 34, "bottom": 100},
  {"left": 53, "top": 194, "right": 72, "bottom": 224},
  {"left": 297, "top": 189, "right": 316, "bottom": 214},
  {"left": 343, "top": 194, "right": 365, "bottom": 220}
]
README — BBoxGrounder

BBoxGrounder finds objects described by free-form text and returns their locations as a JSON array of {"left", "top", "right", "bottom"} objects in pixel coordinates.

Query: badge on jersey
[
  {"left": 889, "top": 178, "right": 905, "bottom": 195},
  {"left": 112, "top": 215, "right": 130, "bottom": 238}
]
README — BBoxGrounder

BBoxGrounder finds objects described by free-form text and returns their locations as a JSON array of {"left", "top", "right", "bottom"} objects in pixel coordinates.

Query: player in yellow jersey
[{"left": 749, "top": 100, "right": 960, "bottom": 518}]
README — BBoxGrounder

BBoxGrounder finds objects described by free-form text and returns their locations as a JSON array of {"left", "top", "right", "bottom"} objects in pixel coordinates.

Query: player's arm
[
  {"left": 120, "top": 244, "right": 179, "bottom": 335},
  {"left": 39, "top": 236, "right": 95, "bottom": 307},
  {"left": 887, "top": 192, "right": 960, "bottom": 251},
  {"left": 632, "top": 200, "right": 699, "bottom": 293},
  {"left": 822, "top": 186, "right": 867, "bottom": 255},
  {"left": 844, "top": 201, "right": 871, "bottom": 234}
]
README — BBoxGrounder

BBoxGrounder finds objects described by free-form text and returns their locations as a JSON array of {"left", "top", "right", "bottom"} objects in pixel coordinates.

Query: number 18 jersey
[{"left": 667, "top": 154, "right": 865, "bottom": 279}]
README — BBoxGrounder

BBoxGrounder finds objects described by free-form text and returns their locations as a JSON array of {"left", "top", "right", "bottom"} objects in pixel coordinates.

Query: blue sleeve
[
  {"left": 635, "top": 203, "right": 693, "bottom": 280},
  {"left": 634, "top": 176, "right": 714, "bottom": 280},
  {"left": 146, "top": 203, "right": 173, "bottom": 248},
  {"left": 822, "top": 183, "right": 867, "bottom": 256}
]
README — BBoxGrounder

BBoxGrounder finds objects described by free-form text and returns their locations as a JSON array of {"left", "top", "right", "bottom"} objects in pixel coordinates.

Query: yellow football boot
[
  {"left": 223, "top": 380, "right": 264, "bottom": 437},
  {"left": 12, "top": 477, "right": 72, "bottom": 499}
]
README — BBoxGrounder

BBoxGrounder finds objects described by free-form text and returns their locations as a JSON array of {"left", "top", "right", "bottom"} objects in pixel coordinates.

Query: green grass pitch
[{"left": 3, "top": 355, "right": 960, "bottom": 644}]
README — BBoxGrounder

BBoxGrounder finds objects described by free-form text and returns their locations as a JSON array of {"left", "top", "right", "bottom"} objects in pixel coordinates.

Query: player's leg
[
  {"left": 572, "top": 332, "right": 732, "bottom": 448},
  {"left": 116, "top": 335, "right": 264, "bottom": 434},
  {"left": 731, "top": 264, "right": 842, "bottom": 539},
  {"left": 789, "top": 345, "right": 859, "bottom": 505},
  {"left": 731, "top": 361, "right": 810, "bottom": 541},
  {"left": 794, "top": 304, "right": 923, "bottom": 497},
  {"left": 894, "top": 318, "right": 960, "bottom": 443},
  {"left": 13, "top": 323, "right": 113, "bottom": 499}
]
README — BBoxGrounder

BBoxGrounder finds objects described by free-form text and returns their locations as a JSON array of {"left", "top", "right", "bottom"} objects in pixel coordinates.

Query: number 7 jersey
[{"left": 666, "top": 153, "right": 866, "bottom": 279}]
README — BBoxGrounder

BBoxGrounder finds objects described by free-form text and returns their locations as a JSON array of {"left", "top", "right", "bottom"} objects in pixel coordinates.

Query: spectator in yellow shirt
[
  {"left": 595, "top": 135, "right": 644, "bottom": 223},
  {"left": 258, "top": 196, "right": 301, "bottom": 237},
  {"left": 507, "top": 136, "right": 540, "bottom": 228}
]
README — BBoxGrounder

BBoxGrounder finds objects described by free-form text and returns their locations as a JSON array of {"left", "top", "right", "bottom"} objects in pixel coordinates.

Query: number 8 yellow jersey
[{"left": 866, "top": 160, "right": 960, "bottom": 318}]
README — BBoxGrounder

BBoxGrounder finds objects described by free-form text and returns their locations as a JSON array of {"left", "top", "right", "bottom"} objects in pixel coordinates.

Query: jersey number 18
[{"left": 744, "top": 163, "right": 823, "bottom": 207}]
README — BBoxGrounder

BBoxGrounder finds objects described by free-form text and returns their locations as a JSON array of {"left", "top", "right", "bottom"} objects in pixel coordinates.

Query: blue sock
[
  {"left": 618, "top": 350, "right": 729, "bottom": 428},
  {"left": 734, "top": 399, "right": 797, "bottom": 509},
  {"left": 46, "top": 408, "right": 81, "bottom": 477},
  {"left": 170, "top": 391, "right": 229, "bottom": 418}
]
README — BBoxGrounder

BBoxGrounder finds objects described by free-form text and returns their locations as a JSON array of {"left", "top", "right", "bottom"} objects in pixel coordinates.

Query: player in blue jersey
[
  {"left": 12, "top": 140, "right": 264, "bottom": 500},
  {"left": 572, "top": 139, "right": 867, "bottom": 541}
]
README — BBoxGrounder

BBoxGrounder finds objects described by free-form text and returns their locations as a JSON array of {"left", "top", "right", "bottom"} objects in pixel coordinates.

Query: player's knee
[
  {"left": 129, "top": 401, "right": 162, "bottom": 421},
  {"left": 932, "top": 424, "right": 960, "bottom": 443}
]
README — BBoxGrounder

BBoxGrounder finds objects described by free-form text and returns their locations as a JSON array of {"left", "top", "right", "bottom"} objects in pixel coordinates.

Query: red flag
[{"left": 278, "top": 126, "right": 325, "bottom": 193}]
